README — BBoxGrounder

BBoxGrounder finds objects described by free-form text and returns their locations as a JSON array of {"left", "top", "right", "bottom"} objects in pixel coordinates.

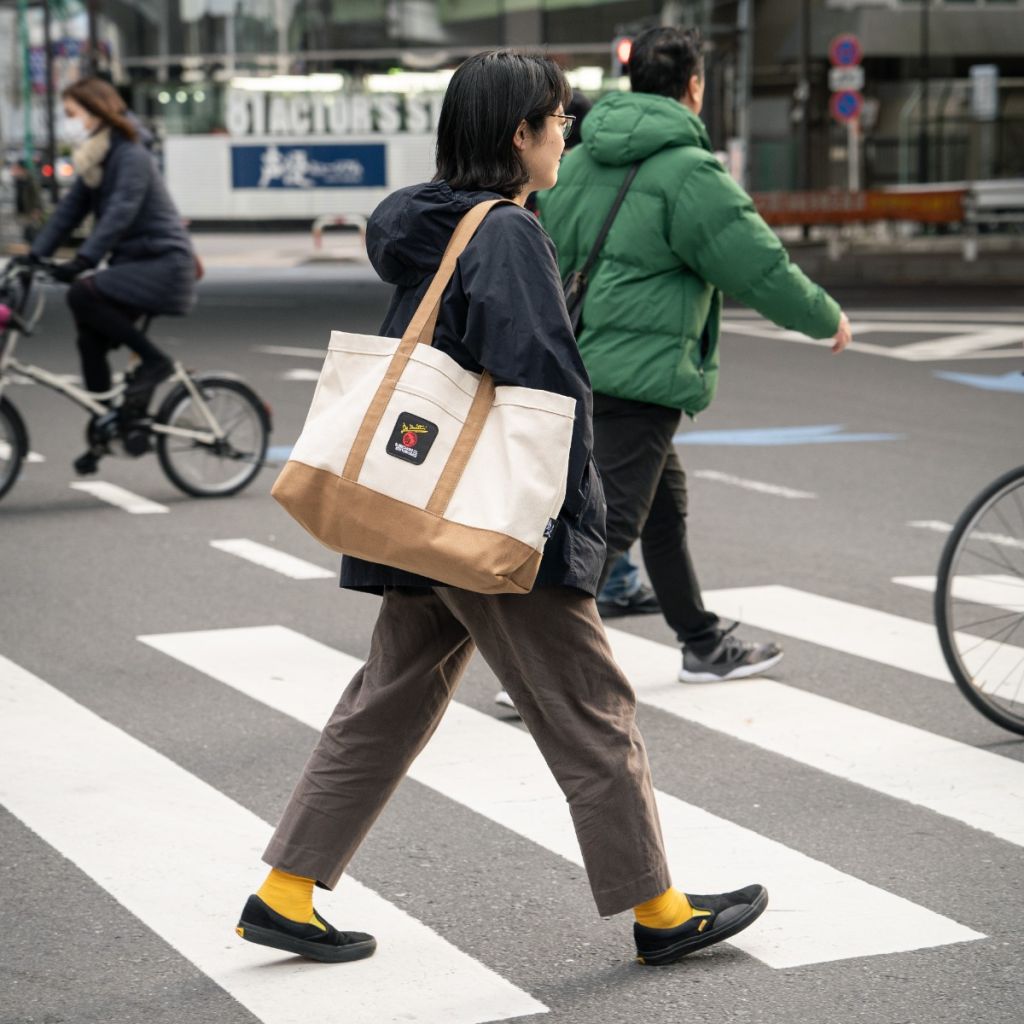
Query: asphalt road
[{"left": 1, "top": 266, "right": 1023, "bottom": 1024}]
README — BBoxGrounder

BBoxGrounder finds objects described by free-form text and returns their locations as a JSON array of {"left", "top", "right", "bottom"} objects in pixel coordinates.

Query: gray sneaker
[{"left": 679, "top": 624, "right": 783, "bottom": 682}]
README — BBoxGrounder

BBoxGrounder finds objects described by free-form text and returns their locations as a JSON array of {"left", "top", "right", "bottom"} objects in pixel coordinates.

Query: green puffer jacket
[{"left": 537, "top": 91, "right": 841, "bottom": 413}]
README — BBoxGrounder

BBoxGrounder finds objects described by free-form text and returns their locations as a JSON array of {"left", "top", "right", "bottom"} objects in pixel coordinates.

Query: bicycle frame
[{"left": 0, "top": 263, "right": 225, "bottom": 446}]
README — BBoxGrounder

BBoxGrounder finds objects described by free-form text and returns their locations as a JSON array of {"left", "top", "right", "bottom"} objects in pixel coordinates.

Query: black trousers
[
  {"left": 592, "top": 392, "right": 721, "bottom": 655},
  {"left": 67, "top": 278, "right": 167, "bottom": 394}
]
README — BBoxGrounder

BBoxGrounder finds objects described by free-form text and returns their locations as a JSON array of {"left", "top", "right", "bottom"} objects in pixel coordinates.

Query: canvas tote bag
[{"left": 272, "top": 199, "right": 577, "bottom": 595}]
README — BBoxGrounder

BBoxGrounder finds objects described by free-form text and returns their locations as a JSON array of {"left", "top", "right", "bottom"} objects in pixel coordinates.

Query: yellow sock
[
  {"left": 257, "top": 869, "right": 326, "bottom": 932},
  {"left": 634, "top": 887, "right": 694, "bottom": 929}
]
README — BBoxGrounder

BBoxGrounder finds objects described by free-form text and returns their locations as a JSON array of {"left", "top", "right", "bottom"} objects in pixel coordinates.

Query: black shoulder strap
[{"left": 577, "top": 161, "right": 641, "bottom": 282}]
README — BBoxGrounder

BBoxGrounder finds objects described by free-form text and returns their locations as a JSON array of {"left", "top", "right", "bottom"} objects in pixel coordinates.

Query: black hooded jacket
[{"left": 340, "top": 180, "right": 607, "bottom": 595}]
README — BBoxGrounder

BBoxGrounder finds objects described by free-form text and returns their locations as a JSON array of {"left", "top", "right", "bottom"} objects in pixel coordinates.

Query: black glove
[{"left": 51, "top": 254, "right": 93, "bottom": 283}]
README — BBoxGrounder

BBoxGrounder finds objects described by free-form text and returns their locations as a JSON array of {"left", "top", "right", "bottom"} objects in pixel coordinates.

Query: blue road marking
[
  {"left": 673, "top": 425, "right": 903, "bottom": 446},
  {"left": 934, "top": 371, "right": 1024, "bottom": 395},
  {"left": 267, "top": 445, "right": 294, "bottom": 461}
]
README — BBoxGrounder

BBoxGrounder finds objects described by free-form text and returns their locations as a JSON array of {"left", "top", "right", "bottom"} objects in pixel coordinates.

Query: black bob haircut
[
  {"left": 628, "top": 26, "right": 704, "bottom": 100},
  {"left": 435, "top": 50, "right": 571, "bottom": 198}
]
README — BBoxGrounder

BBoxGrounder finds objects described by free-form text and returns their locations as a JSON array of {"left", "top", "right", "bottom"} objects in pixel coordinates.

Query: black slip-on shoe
[
  {"left": 634, "top": 884, "right": 768, "bottom": 966},
  {"left": 235, "top": 894, "right": 376, "bottom": 963}
]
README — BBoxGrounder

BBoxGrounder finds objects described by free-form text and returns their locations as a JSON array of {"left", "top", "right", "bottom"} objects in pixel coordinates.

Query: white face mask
[{"left": 65, "top": 118, "right": 92, "bottom": 144}]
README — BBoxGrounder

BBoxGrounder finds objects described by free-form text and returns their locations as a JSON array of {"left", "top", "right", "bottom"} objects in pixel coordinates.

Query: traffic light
[{"left": 612, "top": 35, "right": 633, "bottom": 77}]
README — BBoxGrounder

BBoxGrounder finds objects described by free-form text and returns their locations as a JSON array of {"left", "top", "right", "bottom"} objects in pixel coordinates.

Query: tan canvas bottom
[{"left": 272, "top": 461, "right": 543, "bottom": 594}]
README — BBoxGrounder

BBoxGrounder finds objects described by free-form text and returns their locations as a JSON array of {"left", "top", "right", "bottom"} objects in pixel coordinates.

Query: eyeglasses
[{"left": 550, "top": 113, "right": 576, "bottom": 140}]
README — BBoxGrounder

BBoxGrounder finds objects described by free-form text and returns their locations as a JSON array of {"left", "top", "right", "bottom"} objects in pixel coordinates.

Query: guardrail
[
  {"left": 752, "top": 180, "right": 1024, "bottom": 262},
  {"left": 963, "top": 180, "right": 1024, "bottom": 262},
  {"left": 311, "top": 213, "right": 368, "bottom": 252}
]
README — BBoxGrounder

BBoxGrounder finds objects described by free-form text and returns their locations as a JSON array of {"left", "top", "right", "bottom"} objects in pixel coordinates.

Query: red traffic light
[
  {"left": 615, "top": 37, "right": 633, "bottom": 67},
  {"left": 42, "top": 163, "right": 54, "bottom": 177}
]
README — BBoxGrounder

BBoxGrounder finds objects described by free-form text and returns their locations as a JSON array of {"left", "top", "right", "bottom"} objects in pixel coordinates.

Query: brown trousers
[{"left": 263, "top": 586, "right": 671, "bottom": 917}]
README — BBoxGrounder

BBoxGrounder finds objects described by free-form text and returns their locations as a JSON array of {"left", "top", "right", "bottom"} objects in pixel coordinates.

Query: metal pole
[
  {"left": 42, "top": 0, "right": 58, "bottom": 204},
  {"left": 87, "top": 0, "right": 100, "bottom": 74},
  {"left": 797, "top": 0, "right": 810, "bottom": 191},
  {"left": 847, "top": 117, "right": 860, "bottom": 192},
  {"left": 918, "top": 0, "right": 929, "bottom": 183},
  {"left": 736, "top": 0, "right": 753, "bottom": 190}
]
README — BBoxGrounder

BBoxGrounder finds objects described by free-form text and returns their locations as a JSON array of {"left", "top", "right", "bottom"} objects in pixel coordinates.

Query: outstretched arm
[
  {"left": 669, "top": 156, "right": 849, "bottom": 347},
  {"left": 29, "top": 180, "right": 92, "bottom": 259}
]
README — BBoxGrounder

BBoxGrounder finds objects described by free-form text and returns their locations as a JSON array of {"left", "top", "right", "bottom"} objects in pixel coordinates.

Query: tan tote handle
[{"left": 342, "top": 199, "right": 511, "bottom": 484}]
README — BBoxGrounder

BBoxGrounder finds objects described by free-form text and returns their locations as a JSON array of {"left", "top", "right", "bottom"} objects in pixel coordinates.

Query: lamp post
[{"left": 918, "top": 0, "right": 929, "bottom": 183}]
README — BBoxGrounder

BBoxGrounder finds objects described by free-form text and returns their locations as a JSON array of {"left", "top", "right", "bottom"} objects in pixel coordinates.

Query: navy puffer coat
[
  {"left": 340, "top": 181, "right": 607, "bottom": 596},
  {"left": 32, "top": 128, "right": 196, "bottom": 315}
]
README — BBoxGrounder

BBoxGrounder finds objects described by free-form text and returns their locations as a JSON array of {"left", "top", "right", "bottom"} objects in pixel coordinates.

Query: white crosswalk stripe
[
  {"left": 70, "top": 481, "right": 170, "bottom": 514},
  {"left": 138, "top": 624, "right": 984, "bottom": 969},
  {"left": 703, "top": 584, "right": 1024, "bottom": 686},
  {"left": 210, "top": 539, "right": 335, "bottom": 580},
  {"left": 0, "top": 653, "right": 546, "bottom": 1024},
  {"left": 603, "top": 627, "right": 1024, "bottom": 849},
  {"left": 894, "top": 574, "right": 1024, "bottom": 613}
]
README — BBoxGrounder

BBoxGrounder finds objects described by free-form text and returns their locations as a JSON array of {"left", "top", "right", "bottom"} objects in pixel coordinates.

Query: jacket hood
[
  {"left": 581, "top": 92, "right": 711, "bottom": 167},
  {"left": 367, "top": 180, "right": 502, "bottom": 288}
]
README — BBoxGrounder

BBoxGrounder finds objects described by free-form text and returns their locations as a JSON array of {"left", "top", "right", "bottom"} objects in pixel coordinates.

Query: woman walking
[
  {"left": 236, "top": 50, "right": 767, "bottom": 969},
  {"left": 30, "top": 77, "right": 197, "bottom": 474}
]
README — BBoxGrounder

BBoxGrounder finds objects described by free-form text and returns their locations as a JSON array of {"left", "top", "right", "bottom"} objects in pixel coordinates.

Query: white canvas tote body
[{"left": 272, "top": 199, "right": 577, "bottom": 594}]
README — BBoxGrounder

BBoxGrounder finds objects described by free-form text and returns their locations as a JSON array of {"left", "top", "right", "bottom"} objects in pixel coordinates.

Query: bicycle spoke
[{"left": 950, "top": 609, "right": 1023, "bottom": 633}]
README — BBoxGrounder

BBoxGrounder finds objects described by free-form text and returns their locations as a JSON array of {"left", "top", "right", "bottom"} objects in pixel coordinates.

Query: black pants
[
  {"left": 67, "top": 278, "right": 167, "bottom": 394},
  {"left": 592, "top": 392, "right": 721, "bottom": 655}
]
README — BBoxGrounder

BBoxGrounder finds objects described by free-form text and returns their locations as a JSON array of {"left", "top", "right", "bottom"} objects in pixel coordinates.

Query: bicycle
[
  {"left": 935, "top": 463, "right": 1024, "bottom": 735},
  {"left": 0, "top": 257, "right": 271, "bottom": 502}
]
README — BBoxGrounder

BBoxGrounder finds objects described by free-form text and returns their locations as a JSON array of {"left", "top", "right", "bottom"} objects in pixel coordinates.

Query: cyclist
[{"left": 28, "top": 76, "right": 197, "bottom": 474}]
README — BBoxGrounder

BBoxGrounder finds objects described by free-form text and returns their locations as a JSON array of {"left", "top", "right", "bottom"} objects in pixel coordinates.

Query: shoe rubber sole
[
  {"left": 636, "top": 887, "right": 769, "bottom": 966},
  {"left": 235, "top": 922, "right": 377, "bottom": 963},
  {"left": 678, "top": 651, "right": 784, "bottom": 684}
]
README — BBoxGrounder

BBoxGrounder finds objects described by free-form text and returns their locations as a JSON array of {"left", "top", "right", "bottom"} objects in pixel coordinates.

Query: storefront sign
[
  {"left": 230, "top": 143, "right": 387, "bottom": 189},
  {"left": 226, "top": 89, "right": 443, "bottom": 137}
]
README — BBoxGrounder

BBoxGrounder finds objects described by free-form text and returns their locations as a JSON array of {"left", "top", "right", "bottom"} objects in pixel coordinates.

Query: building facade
[{"left": 1, "top": 0, "right": 1022, "bottom": 223}]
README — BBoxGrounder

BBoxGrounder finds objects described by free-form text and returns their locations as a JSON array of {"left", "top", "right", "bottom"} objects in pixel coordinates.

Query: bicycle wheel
[
  {"left": 155, "top": 376, "right": 269, "bottom": 498},
  {"left": 0, "top": 396, "right": 27, "bottom": 501},
  {"left": 935, "top": 465, "right": 1024, "bottom": 734}
]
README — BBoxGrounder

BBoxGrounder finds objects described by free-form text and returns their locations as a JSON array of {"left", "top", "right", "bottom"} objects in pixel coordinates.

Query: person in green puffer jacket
[{"left": 537, "top": 25, "right": 852, "bottom": 683}]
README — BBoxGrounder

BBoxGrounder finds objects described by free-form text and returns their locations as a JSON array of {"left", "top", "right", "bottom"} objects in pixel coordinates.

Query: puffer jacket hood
[
  {"left": 367, "top": 180, "right": 500, "bottom": 289},
  {"left": 581, "top": 91, "right": 711, "bottom": 167}
]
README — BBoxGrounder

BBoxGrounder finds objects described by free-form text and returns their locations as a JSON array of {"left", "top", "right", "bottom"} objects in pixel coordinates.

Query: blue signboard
[{"left": 231, "top": 143, "right": 387, "bottom": 189}]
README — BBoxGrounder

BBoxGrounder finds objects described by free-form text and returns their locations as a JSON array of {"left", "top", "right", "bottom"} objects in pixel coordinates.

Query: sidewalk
[
  {"left": 193, "top": 230, "right": 368, "bottom": 269},
  {"left": 4, "top": 226, "right": 1022, "bottom": 288}
]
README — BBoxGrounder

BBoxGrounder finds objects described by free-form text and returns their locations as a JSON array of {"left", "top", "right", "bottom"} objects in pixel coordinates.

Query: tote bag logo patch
[{"left": 387, "top": 412, "right": 438, "bottom": 464}]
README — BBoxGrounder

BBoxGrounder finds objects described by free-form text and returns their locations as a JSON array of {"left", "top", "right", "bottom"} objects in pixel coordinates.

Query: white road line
[
  {"left": 70, "top": 481, "right": 169, "bottom": 514},
  {"left": 0, "top": 654, "right": 545, "bottom": 1024},
  {"left": 721, "top": 320, "right": 899, "bottom": 358},
  {"left": 704, "top": 584, "right": 1024, "bottom": 686},
  {"left": 0, "top": 441, "right": 44, "bottom": 462},
  {"left": 210, "top": 539, "right": 335, "bottom": 580},
  {"left": 139, "top": 625, "right": 983, "bottom": 969},
  {"left": 908, "top": 520, "right": 1024, "bottom": 551},
  {"left": 723, "top": 310, "right": 1024, "bottom": 324},
  {"left": 282, "top": 368, "right": 322, "bottom": 382},
  {"left": 692, "top": 470, "right": 816, "bottom": 500},
  {"left": 604, "top": 627, "right": 1024, "bottom": 849},
  {"left": 722, "top": 321, "right": 1023, "bottom": 361},
  {"left": 254, "top": 345, "right": 326, "bottom": 359},
  {"left": 895, "top": 574, "right": 1024, "bottom": 612}
]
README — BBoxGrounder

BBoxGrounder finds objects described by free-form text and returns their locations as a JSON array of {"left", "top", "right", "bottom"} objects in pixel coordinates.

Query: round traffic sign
[
  {"left": 830, "top": 90, "right": 863, "bottom": 123},
  {"left": 829, "top": 34, "right": 862, "bottom": 67}
]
